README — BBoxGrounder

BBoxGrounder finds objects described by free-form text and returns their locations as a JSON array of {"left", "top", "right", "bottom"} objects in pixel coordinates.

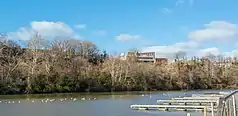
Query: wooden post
[
  {"left": 186, "top": 112, "right": 191, "bottom": 116},
  {"left": 232, "top": 95, "right": 236, "bottom": 116},
  {"left": 211, "top": 102, "right": 214, "bottom": 116},
  {"left": 203, "top": 106, "right": 207, "bottom": 116},
  {"left": 226, "top": 102, "right": 229, "bottom": 116},
  {"left": 229, "top": 99, "right": 232, "bottom": 116},
  {"left": 228, "top": 100, "right": 231, "bottom": 116}
]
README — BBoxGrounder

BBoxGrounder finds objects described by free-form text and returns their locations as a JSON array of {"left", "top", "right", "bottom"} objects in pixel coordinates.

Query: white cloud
[
  {"left": 8, "top": 28, "right": 35, "bottom": 40},
  {"left": 198, "top": 48, "right": 238, "bottom": 58},
  {"left": 161, "top": 8, "right": 172, "bottom": 13},
  {"left": 8, "top": 21, "right": 79, "bottom": 40},
  {"left": 0, "top": 33, "right": 7, "bottom": 41},
  {"left": 176, "top": 0, "right": 195, "bottom": 6},
  {"left": 116, "top": 34, "right": 140, "bottom": 41},
  {"left": 141, "top": 41, "right": 198, "bottom": 58},
  {"left": 140, "top": 21, "right": 238, "bottom": 59},
  {"left": 174, "top": 41, "right": 198, "bottom": 48},
  {"left": 31, "top": 21, "right": 75, "bottom": 37},
  {"left": 196, "top": 47, "right": 220, "bottom": 57},
  {"left": 74, "top": 24, "right": 86, "bottom": 29},
  {"left": 189, "top": 21, "right": 238, "bottom": 41},
  {"left": 93, "top": 30, "right": 107, "bottom": 36},
  {"left": 176, "top": 0, "right": 185, "bottom": 6},
  {"left": 224, "top": 49, "right": 238, "bottom": 58},
  {"left": 141, "top": 44, "right": 228, "bottom": 59}
]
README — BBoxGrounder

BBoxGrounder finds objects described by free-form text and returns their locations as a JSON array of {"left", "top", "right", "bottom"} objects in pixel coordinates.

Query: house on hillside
[{"left": 120, "top": 51, "right": 168, "bottom": 63}]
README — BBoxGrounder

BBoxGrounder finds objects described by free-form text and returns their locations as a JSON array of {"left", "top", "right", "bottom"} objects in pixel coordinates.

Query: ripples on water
[{"left": 0, "top": 89, "right": 234, "bottom": 116}]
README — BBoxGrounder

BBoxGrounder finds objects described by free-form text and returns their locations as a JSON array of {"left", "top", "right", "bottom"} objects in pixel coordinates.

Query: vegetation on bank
[{"left": 0, "top": 34, "right": 237, "bottom": 95}]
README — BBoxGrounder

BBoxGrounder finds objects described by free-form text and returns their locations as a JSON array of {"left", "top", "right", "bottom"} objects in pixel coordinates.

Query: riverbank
[
  {"left": 1, "top": 39, "right": 238, "bottom": 95},
  {"left": 0, "top": 88, "right": 233, "bottom": 97}
]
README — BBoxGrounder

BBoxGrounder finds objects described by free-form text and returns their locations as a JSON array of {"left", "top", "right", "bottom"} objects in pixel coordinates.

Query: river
[{"left": 0, "top": 90, "right": 233, "bottom": 116}]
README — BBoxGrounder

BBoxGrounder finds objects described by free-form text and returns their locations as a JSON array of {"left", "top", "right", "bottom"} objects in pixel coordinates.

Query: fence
[{"left": 216, "top": 90, "right": 238, "bottom": 116}]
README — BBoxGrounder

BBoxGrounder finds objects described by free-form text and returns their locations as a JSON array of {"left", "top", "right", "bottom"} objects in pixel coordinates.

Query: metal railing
[{"left": 216, "top": 90, "right": 238, "bottom": 116}]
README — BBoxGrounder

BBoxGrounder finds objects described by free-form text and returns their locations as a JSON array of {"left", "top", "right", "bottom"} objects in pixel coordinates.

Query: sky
[{"left": 1, "top": 0, "right": 238, "bottom": 58}]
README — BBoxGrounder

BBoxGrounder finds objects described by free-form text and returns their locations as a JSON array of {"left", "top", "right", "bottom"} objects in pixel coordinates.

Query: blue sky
[{"left": 1, "top": 0, "right": 238, "bottom": 58}]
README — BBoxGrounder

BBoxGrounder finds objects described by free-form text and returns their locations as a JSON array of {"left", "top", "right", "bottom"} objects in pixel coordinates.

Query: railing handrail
[
  {"left": 221, "top": 90, "right": 238, "bottom": 101},
  {"left": 216, "top": 90, "right": 238, "bottom": 116}
]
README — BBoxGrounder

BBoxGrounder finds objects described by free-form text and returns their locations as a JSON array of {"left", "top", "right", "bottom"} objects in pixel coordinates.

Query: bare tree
[
  {"left": 175, "top": 51, "right": 187, "bottom": 60},
  {"left": 0, "top": 40, "right": 23, "bottom": 80},
  {"left": 24, "top": 33, "right": 48, "bottom": 93}
]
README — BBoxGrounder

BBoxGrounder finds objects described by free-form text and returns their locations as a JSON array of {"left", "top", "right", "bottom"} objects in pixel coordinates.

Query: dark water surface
[{"left": 0, "top": 90, "right": 233, "bottom": 116}]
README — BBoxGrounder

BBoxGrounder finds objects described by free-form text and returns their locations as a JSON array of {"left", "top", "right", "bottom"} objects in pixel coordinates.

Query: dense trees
[{"left": 0, "top": 35, "right": 238, "bottom": 94}]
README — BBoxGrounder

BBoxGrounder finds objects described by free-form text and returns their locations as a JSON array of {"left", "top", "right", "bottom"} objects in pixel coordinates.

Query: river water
[{"left": 0, "top": 90, "right": 233, "bottom": 116}]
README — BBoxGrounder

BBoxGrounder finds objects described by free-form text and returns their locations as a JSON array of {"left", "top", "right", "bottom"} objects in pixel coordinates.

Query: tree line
[{"left": 0, "top": 34, "right": 237, "bottom": 94}]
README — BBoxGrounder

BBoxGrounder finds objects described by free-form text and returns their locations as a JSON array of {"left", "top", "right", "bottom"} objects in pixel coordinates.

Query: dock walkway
[{"left": 130, "top": 91, "right": 238, "bottom": 116}]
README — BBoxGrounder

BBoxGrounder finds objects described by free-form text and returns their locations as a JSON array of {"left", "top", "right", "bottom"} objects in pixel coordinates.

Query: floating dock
[
  {"left": 130, "top": 104, "right": 216, "bottom": 112},
  {"left": 172, "top": 96, "right": 221, "bottom": 100},
  {"left": 157, "top": 99, "right": 219, "bottom": 106},
  {"left": 130, "top": 91, "right": 232, "bottom": 114}
]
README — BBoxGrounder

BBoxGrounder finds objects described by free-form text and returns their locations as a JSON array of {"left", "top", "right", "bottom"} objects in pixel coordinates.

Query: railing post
[
  {"left": 230, "top": 99, "right": 232, "bottom": 116},
  {"left": 226, "top": 102, "right": 229, "bottom": 116},
  {"left": 186, "top": 112, "right": 191, "bottom": 116},
  {"left": 211, "top": 102, "right": 214, "bottom": 116},
  {"left": 232, "top": 95, "right": 236, "bottom": 116},
  {"left": 204, "top": 106, "right": 207, "bottom": 116}
]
